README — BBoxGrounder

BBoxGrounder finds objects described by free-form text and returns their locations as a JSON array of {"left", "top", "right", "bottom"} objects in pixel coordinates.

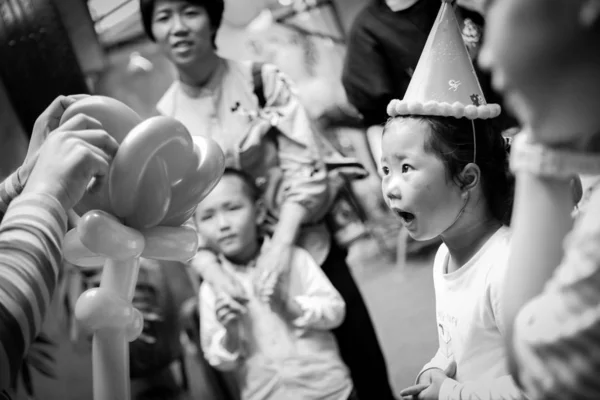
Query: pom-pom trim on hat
[{"left": 386, "top": 99, "right": 501, "bottom": 120}]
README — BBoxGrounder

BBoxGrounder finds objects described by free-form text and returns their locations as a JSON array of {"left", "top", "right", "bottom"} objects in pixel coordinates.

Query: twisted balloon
[{"left": 60, "top": 96, "right": 225, "bottom": 400}]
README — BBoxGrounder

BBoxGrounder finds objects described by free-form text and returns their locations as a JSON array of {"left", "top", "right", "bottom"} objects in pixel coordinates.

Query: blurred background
[{"left": 0, "top": 1, "right": 438, "bottom": 398}]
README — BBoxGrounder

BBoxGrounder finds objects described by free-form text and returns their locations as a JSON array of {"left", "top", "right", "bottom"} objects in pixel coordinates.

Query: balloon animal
[{"left": 61, "top": 96, "right": 225, "bottom": 400}]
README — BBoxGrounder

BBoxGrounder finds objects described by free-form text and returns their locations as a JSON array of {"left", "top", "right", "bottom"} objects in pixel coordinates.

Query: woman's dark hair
[
  {"left": 139, "top": 0, "right": 225, "bottom": 47},
  {"left": 390, "top": 115, "right": 514, "bottom": 226}
]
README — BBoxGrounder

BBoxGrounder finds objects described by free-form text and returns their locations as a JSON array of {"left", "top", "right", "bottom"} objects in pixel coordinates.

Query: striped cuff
[
  {"left": 0, "top": 168, "right": 24, "bottom": 216},
  {"left": 2, "top": 192, "right": 68, "bottom": 236}
]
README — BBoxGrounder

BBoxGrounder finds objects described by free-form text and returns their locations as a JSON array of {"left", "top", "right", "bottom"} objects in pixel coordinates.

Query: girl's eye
[
  {"left": 401, "top": 164, "right": 413, "bottom": 173},
  {"left": 381, "top": 166, "right": 390, "bottom": 176},
  {"left": 199, "top": 214, "right": 213, "bottom": 221}
]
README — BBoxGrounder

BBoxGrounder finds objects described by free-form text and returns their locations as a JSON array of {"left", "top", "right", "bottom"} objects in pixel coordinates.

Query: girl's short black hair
[
  {"left": 139, "top": 0, "right": 224, "bottom": 46},
  {"left": 386, "top": 115, "right": 515, "bottom": 226}
]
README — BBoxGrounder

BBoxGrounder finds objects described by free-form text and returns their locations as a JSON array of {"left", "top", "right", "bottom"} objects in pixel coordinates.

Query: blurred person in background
[{"left": 140, "top": 0, "right": 396, "bottom": 398}]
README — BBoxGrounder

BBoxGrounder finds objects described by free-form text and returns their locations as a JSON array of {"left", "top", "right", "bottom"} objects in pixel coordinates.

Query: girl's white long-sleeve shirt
[{"left": 418, "top": 226, "right": 525, "bottom": 400}]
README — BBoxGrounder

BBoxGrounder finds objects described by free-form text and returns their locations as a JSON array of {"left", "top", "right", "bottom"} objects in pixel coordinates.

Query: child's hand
[
  {"left": 215, "top": 295, "right": 245, "bottom": 328},
  {"left": 215, "top": 295, "right": 244, "bottom": 354},
  {"left": 400, "top": 361, "right": 456, "bottom": 400}
]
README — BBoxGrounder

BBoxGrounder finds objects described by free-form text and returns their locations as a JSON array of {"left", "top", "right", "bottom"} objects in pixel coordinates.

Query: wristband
[{"left": 510, "top": 132, "right": 600, "bottom": 179}]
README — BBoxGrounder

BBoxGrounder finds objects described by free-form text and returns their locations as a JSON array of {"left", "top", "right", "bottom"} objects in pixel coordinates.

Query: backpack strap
[{"left": 252, "top": 62, "right": 267, "bottom": 109}]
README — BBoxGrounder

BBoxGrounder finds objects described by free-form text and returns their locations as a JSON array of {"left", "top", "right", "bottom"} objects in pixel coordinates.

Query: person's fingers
[
  {"left": 75, "top": 129, "right": 119, "bottom": 158},
  {"left": 216, "top": 307, "right": 237, "bottom": 324},
  {"left": 231, "top": 294, "right": 249, "bottom": 305},
  {"left": 68, "top": 94, "right": 90, "bottom": 101},
  {"left": 399, "top": 384, "right": 429, "bottom": 397},
  {"left": 417, "top": 385, "right": 437, "bottom": 400},
  {"left": 221, "top": 312, "right": 238, "bottom": 326},
  {"left": 56, "top": 113, "right": 103, "bottom": 132},
  {"left": 50, "top": 94, "right": 89, "bottom": 115},
  {"left": 42, "top": 95, "right": 69, "bottom": 119},
  {"left": 226, "top": 298, "right": 247, "bottom": 315},
  {"left": 41, "top": 95, "right": 86, "bottom": 130},
  {"left": 215, "top": 306, "right": 229, "bottom": 321},
  {"left": 77, "top": 149, "right": 111, "bottom": 198}
]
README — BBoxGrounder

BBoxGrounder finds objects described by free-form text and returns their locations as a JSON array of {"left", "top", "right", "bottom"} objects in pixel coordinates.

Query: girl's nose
[{"left": 382, "top": 178, "right": 401, "bottom": 201}]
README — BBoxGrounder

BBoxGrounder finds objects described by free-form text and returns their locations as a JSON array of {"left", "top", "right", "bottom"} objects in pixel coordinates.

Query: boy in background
[{"left": 197, "top": 169, "right": 356, "bottom": 400}]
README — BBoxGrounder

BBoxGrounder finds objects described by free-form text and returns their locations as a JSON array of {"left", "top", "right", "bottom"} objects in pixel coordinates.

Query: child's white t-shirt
[{"left": 420, "top": 226, "right": 524, "bottom": 400}]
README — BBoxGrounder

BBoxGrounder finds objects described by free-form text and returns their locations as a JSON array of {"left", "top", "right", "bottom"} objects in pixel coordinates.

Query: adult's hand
[
  {"left": 27, "top": 94, "right": 90, "bottom": 162},
  {"left": 255, "top": 241, "right": 293, "bottom": 303},
  {"left": 195, "top": 251, "right": 249, "bottom": 308},
  {"left": 19, "top": 95, "right": 90, "bottom": 185},
  {"left": 22, "top": 114, "right": 119, "bottom": 211}
]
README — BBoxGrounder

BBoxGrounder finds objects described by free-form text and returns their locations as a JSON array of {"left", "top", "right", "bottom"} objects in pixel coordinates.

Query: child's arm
[
  {"left": 415, "top": 348, "right": 452, "bottom": 384},
  {"left": 283, "top": 247, "right": 345, "bottom": 330},
  {"left": 437, "top": 376, "right": 525, "bottom": 400},
  {"left": 0, "top": 193, "right": 68, "bottom": 390},
  {"left": 199, "top": 284, "right": 242, "bottom": 372}
]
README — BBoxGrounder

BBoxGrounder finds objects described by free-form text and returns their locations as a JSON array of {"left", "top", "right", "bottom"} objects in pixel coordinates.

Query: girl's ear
[
  {"left": 255, "top": 198, "right": 267, "bottom": 226},
  {"left": 580, "top": 0, "right": 600, "bottom": 28},
  {"left": 459, "top": 162, "right": 481, "bottom": 192}
]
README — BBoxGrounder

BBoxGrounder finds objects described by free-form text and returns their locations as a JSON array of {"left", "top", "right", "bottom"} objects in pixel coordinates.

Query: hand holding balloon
[
  {"left": 23, "top": 114, "right": 119, "bottom": 211},
  {"left": 60, "top": 95, "right": 225, "bottom": 400}
]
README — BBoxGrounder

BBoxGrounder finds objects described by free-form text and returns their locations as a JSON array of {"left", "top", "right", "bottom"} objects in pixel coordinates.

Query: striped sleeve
[
  {"left": 0, "top": 192, "right": 67, "bottom": 391},
  {"left": 511, "top": 191, "right": 600, "bottom": 400},
  {"left": 0, "top": 168, "right": 25, "bottom": 222}
]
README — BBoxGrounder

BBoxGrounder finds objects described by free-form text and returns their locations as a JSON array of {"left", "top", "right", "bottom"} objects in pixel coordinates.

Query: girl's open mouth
[{"left": 396, "top": 210, "right": 415, "bottom": 224}]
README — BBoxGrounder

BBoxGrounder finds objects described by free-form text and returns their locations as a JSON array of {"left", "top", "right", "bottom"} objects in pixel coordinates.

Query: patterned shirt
[
  {"left": 0, "top": 168, "right": 68, "bottom": 396},
  {"left": 513, "top": 185, "right": 600, "bottom": 399}
]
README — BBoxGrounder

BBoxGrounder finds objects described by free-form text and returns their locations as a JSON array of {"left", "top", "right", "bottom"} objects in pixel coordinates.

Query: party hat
[{"left": 387, "top": 0, "right": 500, "bottom": 120}]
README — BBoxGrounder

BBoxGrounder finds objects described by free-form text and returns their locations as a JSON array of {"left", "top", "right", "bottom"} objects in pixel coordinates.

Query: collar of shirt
[
  {"left": 178, "top": 57, "right": 227, "bottom": 99},
  {"left": 218, "top": 237, "right": 269, "bottom": 273}
]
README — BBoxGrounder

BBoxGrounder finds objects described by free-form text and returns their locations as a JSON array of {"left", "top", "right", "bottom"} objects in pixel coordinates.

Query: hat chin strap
[
  {"left": 471, "top": 120, "right": 477, "bottom": 164},
  {"left": 443, "top": 191, "right": 470, "bottom": 236}
]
